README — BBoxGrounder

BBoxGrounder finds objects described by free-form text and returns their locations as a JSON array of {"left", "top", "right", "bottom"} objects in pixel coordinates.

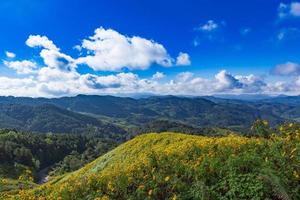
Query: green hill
[
  {"left": 6, "top": 128, "right": 300, "bottom": 200},
  {"left": 0, "top": 103, "right": 126, "bottom": 136}
]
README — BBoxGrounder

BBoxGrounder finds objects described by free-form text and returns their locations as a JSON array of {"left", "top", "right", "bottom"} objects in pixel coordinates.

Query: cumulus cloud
[
  {"left": 26, "top": 35, "right": 75, "bottom": 70},
  {"left": 0, "top": 65, "right": 298, "bottom": 97},
  {"left": 214, "top": 70, "right": 243, "bottom": 91},
  {"left": 76, "top": 27, "right": 175, "bottom": 71},
  {"left": 176, "top": 52, "right": 191, "bottom": 66},
  {"left": 0, "top": 77, "right": 38, "bottom": 97},
  {"left": 271, "top": 62, "right": 300, "bottom": 76},
  {"left": 3, "top": 60, "right": 37, "bottom": 74},
  {"left": 26, "top": 35, "right": 59, "bottom": 51},
  {"left": 5, "top": 51, "right": 16, "bottom": 58},
  {"left": 1, "top": 28, "right": 300, "bottom": 97},
  {"left": 279, "top": 2, "right": 300, "bottom": 18}
]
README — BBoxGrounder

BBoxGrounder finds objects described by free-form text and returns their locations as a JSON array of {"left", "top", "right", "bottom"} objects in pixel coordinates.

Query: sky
[{"left": 1, "top": 0, "right": 300, "bottom": 97}]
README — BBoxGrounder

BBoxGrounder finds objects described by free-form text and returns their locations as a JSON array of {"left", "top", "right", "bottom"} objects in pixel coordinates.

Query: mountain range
[{"left": 0, "top": 94, "right": 299, "bottom": 134}]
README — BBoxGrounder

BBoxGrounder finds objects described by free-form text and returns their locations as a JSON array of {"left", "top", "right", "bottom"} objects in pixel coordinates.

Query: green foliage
[
  {"left": 130, "top": 119, "right": 233, "bottom": 136},
  {"left": 251, "top": 119, "right": 273, "bottom": 138},
  {"left": 0, "top": 129, "right": 120, "bottom": 181},
  {"left": 6, "top": 128, "right": 300, "bottom": 200}
]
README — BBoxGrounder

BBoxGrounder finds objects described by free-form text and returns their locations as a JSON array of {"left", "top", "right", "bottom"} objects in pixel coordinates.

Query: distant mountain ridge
[{"left": 0, "top": 94, "right": 299, "bottom": 133}]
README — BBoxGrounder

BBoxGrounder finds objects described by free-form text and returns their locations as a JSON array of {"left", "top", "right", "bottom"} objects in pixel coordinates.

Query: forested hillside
[
  {"left": 3, "top": 122, "right": 300, "bottom": 200},
  {"left": 0, "top": 103, "right": 126, "bottom": 136},
  {"left": 0, "top": 95, "right": 299, "bottom": 132},
  {"left": 0, "top": 129, "right": 121, "bottom": 192}
]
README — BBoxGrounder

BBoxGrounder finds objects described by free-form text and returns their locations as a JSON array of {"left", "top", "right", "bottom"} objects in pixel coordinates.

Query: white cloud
[
  {"left": 176, "top": 72, "right": 194, "bottom": 82},
  {"left": 26, "top": 35, "right": 59, "bottom": 51},
  {"left": 0, "top": 65, "right": 299, "bottom": 97},
  {"left": 279, "top": 2, "right": 300, "bottom": 18},
  {"left": 0, "top": 77, "right": 38, "bottom": 97},
  {"left": 235, "top": 74, "right": 267, "bottom": 93},
  {"left": 5, "top": 51, "right": 16, "bottom": 58},
  {"left": 291, "top": 2, "right": 300, "bottom": 16},
  {"left": 279, "top": 3, "right": 288, "bottom": 18},
  {"left": 193, "top": 20, "right": 225, "bottom": 45},
  {"left": 3, "top": 60, "right": 37, "bottom": 74},
  {"left": 76, "top": 27, "right": 174, "bottom": 71},
  {"left": 197, "top": 20, "right": 219, "bottom": 32},
  {"left": 26, "top": 35, "right": 75, "bottom": 70},
  {"left": 268, "top": 81, "right": 293, "bottom": 93},
  {"left": 295, "top": 76, "right": 300, "bottom": 86},
  {"left": 176, "top": 52, "right": 191, "bottom": 66},
  {"left": 271, "top": 62, "right": 300, "bottom": 76},
  {"left": 2, "top": 29, "right": 300, "bottom": 97},
  {"left": 214, "top": 70, "right": 243, "bottom": 91},
  {"left": 152, "top": 72, "right": 165, "bottom": 80}
]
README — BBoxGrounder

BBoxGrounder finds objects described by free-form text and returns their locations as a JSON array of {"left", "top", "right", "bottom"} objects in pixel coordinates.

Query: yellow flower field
[{"left": 2, "top": 128, "right": 300, "bottom": 199}]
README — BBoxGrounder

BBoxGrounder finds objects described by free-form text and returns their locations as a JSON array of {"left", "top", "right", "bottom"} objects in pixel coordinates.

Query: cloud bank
[{"left": 1, "top": 27, "right": 299, "bottom": 97}]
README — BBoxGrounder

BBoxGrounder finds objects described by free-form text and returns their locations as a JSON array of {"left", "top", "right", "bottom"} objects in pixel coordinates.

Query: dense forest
[{"left": 0, "top": 129, "right": 122, "bottom": 183}]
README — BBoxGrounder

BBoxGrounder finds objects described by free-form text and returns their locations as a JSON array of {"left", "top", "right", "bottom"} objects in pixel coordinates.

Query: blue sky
[{"left": 0, "top": 0, "right": 300, "bottom": 97}]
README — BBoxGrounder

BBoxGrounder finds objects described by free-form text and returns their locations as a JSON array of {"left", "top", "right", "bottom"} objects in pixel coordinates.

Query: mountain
[
  {"left": 0, "top": 103, "right": 126, "bottom": 136},
  {"left": 0, "top": 95, "right": 297, "bottom": 131},
  {"left": 259, "top": 95, "right": 300, "bottom": 105},
  {"left": 7, "top": 132, "right": 300, "bottom": 199},
  {"left": 213, "top": 94, "right": 274, "bottom": 101}
]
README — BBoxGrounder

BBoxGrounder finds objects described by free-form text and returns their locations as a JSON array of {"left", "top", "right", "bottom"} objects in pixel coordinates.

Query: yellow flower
[
  {"left": 107, "top": 181, "right": 114, "bottom": 191},
  {"left": 172, "top": 194, "right": 177, "bottom": 200},
  {"left": 263, "top": 121, "right": 269, "bottom": 126},
  {"left": 148, "top": 189, "right": 153, "bottom": 196},
  {"left": 138, "top": 185, "right": 145, "bottom": 189},
  {"left": 291, "top": 148, "right": 297, "bottom": 154},
  {"left": 165, "top": 176, "right": 170, "bottom": 182},
  {"left": 265, "top": 157, "right": 268, "bottom": 162},
  {"left": 293, "top": 171, "right": 299, "bottom": 179}
]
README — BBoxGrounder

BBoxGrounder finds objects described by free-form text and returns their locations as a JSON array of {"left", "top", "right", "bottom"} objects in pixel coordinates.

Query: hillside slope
[
  {"left": 0, "top": 103, "right": 126, "bottom": 136},
  {"left": 8, "top": 131, "right": 300, "bottom": 200}
]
